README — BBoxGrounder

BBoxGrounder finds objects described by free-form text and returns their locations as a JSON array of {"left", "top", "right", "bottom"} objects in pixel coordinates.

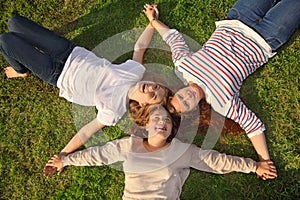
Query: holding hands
[
  {"left": 143, "top": 4, "right": 159, "bottom": 22},
  {"left": 44, "top": 154, "right": 64, "bottom": 178},
  {"left": 256, "top": 160, "right": 277, "bottom": 180}
]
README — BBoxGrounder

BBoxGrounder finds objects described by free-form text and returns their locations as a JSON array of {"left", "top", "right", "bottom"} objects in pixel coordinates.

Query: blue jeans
[
  {"left": 227, "top": 0, "right": 300, "bottom": 51},
  {"left": 0, "top": 16, "right": 76, "bottom": 86}
]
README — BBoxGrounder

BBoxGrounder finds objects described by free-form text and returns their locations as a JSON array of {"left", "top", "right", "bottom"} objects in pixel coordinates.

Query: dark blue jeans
[
  {"left": 227, "top": 0, "right": 300, "bottom": 51},
  {"left": 0, "top": 16, "right": 76, "bottom": 86}
]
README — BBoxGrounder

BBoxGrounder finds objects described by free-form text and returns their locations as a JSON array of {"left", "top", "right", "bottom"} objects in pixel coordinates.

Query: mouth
[
  {"left": 155, "top": 126, "right": 167, "bottom": 131},
  {"left": 141, "top": 83, "right": 159, "bottom": 93}
]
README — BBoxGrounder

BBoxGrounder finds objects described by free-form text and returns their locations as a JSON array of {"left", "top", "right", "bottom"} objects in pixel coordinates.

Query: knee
[
  {"left": 0, "top": 33, "right": 13, "bottom": 47},
  {"left": 8, "top": 16, "right": 25, "bottom": 31},
  {"left": 227, "top": 8, "right": 240, "bottom": 20}
]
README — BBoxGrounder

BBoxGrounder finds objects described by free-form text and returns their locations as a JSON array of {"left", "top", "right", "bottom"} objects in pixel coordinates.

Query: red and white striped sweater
[{"left": 163, "top": 20, "right": 275, "bottom": 137}]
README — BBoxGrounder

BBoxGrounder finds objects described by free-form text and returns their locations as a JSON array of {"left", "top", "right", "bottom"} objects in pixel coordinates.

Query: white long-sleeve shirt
[
  {"left": 62, "top": 136, "right": 256, "bottom": 199},
  {"left": 163, "top": 20, "right": 276, "bottom": 138}
]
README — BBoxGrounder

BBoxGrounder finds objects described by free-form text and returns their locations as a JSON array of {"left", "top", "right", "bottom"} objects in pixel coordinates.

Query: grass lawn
[{"left": 0, "top": 0, "right": 299, "bottom": 199}]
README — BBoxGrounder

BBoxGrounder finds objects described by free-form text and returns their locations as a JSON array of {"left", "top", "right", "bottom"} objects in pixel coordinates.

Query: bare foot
[{"left": 4, "top": 66, "right": 29, "bottom": 78}]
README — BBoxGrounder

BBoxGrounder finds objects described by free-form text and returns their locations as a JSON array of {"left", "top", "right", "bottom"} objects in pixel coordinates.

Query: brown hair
[
  {"left": 166, "top": 97, "right": 244, "bottom": 136},
  {"left": 129, "top": 104, "right": 181, "bottom": 143},
  {"left": 129, "top": 84, "right": 173, "bottom": 125}
]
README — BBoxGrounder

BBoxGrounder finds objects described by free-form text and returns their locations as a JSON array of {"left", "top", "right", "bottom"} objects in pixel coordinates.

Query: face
[
  {"left": 146, "top": 108, "right": 173, "bottom": 141},
  {"left": 128, "top": 81, "right": 166, "bottom": 107},
  {"left": 171, "top": 83, "right": 201, "bottom": 113}
]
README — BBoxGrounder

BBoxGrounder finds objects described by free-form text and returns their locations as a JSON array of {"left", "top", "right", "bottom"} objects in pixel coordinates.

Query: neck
[{"left": 143, "top": 139, "right": 168, "bottom": 152}]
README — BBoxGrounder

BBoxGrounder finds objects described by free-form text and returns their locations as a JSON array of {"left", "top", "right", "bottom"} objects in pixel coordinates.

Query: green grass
[{"left": 0, "top": 0, "right": 299, "bottom": 199}]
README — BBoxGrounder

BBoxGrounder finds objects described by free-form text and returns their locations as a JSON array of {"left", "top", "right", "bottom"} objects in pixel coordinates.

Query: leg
[
  {"left": 0, "top": 33, "right": 61, "bottom": 85},
  {"left": 3, "top": 66, "right": 29, "bottom": 78},
  {"left": 252, "top": 0, "right": 300, "bottom": 50},
  {"left": 227, "top": 0, "right": 300, "bottom": 50},
  {"left": 8, "top": 16, "right": 75, "bottom": 58},
  {"left": 227, "top": 0, "right": 277, "bottom": 26}
]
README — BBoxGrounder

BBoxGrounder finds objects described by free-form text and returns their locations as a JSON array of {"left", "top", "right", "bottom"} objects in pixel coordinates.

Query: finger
[
  {"left": 269, "top": 171, "right": 278, "bottom": 177},
  {"left": 57, "top": 168, "right": 64, "bottom": 175},
  {"left": 154, "top": 7, "right": 159, "bottom": 14},
  {"left": 267, "top": 160, "right": 274, "bottom": 164},
  {"left": 43, "top": 166, "right": 57, "bottom": 178},
  {"left": 45, "top": 163, "right": 54, "bottom": 167}
]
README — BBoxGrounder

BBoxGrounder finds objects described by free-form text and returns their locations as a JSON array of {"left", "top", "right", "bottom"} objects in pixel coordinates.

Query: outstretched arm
[
  {"left": 44, "top": 118, "right": 104, "bottom": 177},
  {"left": 226, "top": 96, "right": 271, "bottom": 161},
  {"left": 132, "top": 23, "right": 155, "bottom": 64},
  {"left": 61, "top": 118, "right": 105, "bottom": 154},
  {"left": 191, "top": 147, "right": 277, "bottom": 180},
  {"left": 44, "top": 139, "right": 124, "bottom": 178}
]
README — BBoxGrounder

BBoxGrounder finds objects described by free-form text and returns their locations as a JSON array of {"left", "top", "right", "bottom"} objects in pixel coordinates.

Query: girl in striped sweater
[{"left": 143, "top": 0, "right": 300, "bottom": 176}]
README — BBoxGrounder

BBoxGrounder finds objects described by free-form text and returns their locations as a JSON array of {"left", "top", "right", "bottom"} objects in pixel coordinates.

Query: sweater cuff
[
  {"left": 61, "top": 155, "right": 69, "bottom": 167},
  {"left": 162, "top": 29, "right": 178, "bottom": 41},
  {"left": 247, "top": 125, "right": 266, "bottom": 138}
]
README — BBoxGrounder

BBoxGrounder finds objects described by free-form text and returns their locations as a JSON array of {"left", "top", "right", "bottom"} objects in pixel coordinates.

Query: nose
[
  {"left": 158, "top": 118, "right": 165, "bottom": 124},
  {"left": 183, "top": 94, "right": 191, "bottom": 101}
]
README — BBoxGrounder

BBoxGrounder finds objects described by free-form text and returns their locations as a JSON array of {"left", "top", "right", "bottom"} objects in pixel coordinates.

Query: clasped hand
[
  {"left": 256, "top": 160, "right": 277, "bottom": 180},
  {"left": 44, "top": 154, "right": 64, "bottom": 178},
  {"left": 143, "top": 4, "right": 159, "bottom": 21}
]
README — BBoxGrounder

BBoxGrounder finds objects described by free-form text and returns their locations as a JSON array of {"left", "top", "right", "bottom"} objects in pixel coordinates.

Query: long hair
[{"left": 166, "top": 97, "right": 244, "bottom": 136}]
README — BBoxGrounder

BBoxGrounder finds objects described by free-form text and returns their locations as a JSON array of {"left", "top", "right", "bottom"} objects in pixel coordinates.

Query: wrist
[
  {"left": 150, "top": 18, "right": 157, "bottom": 25},
  {"left": 59, "top": 152, "right": 68, "bottom": 156}
]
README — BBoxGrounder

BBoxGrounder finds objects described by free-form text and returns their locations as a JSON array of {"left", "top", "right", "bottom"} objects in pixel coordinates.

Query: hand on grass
[
  {"left": 44, "top": 154, "right": 64, "bottom": 178},
  {"left": 256, "top": 160, "right": 277, "bottom": 180}
]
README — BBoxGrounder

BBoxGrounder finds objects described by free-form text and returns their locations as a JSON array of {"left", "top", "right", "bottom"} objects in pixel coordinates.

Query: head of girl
[
  {"left": 129, "top": 81, "right": 173, "bottom": 116},
  {"left": 131, "top": 104, "right": 180, "bottom": 143},
  {"left": 169, "top": 82, "right": 203, "bottom": 113}
]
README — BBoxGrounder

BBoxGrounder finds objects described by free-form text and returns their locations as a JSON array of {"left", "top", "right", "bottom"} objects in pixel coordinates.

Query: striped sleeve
[
  {"left": 163, "top": 29, "right": 192, "bottom": 63},
  {"left": 225, "top": 95, "right": 265, "bottom": 138}
]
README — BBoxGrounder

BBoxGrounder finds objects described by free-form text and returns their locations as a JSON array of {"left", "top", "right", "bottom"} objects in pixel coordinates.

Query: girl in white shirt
[{"left": 0, "top": 16, "right": 173, "bottom": 176}]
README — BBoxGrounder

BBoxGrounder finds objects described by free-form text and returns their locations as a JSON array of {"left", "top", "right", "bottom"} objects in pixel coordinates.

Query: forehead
[{"left": 150, "top": 107, "right": 170, "bottom": 116}]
